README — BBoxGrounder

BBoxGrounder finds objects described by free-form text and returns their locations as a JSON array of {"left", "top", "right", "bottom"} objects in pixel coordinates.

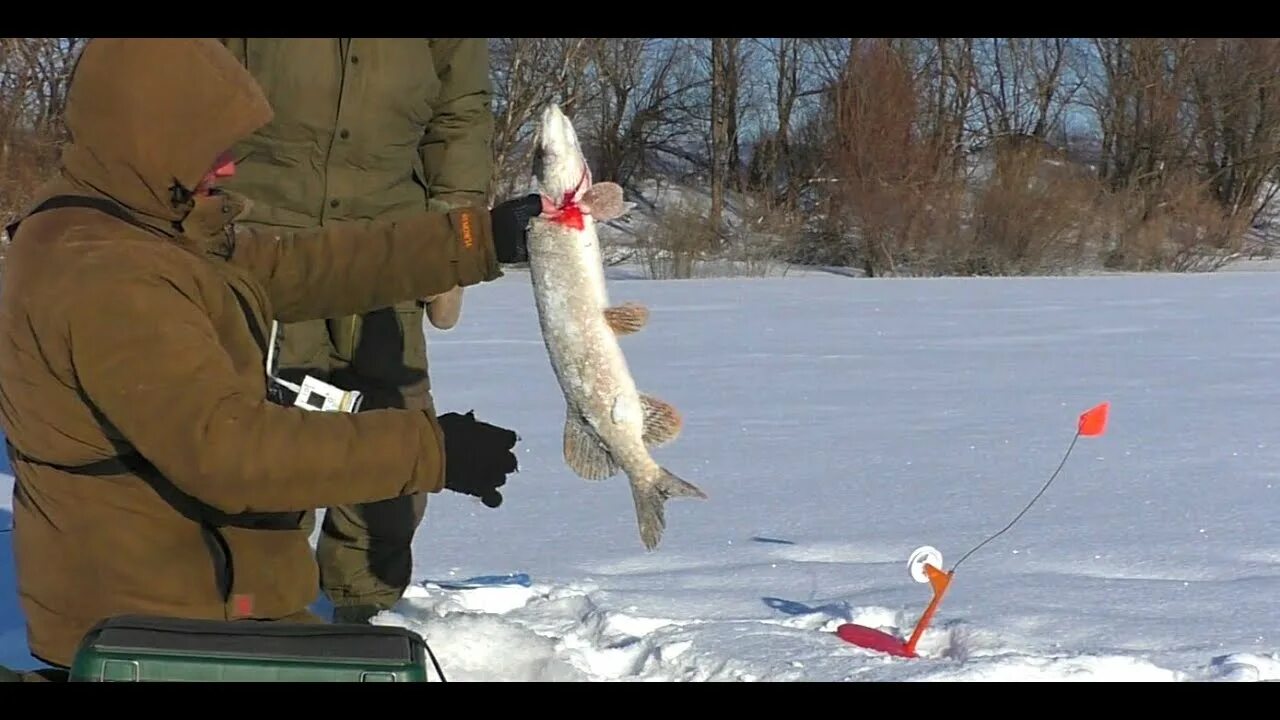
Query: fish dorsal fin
[
  {"left": 580, "top": 182, "right": 632, "bottom": 222},
  {"left": 564, "top": 409, "right": 620, "bottom": 481},
  {"left": 604, "top": 303, "right": 649, "bottom": 335},
  {"left": 640, "top": 394, "right": 682, "bottom": 448}
]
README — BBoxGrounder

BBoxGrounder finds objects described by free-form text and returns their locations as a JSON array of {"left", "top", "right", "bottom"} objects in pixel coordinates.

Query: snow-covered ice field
[{"left": 4, "top": 266, "right": 1280, "bottom": 681}]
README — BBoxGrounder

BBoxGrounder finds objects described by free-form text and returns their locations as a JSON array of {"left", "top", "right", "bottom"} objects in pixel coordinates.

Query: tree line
[{"left": 6, "top": 38, "right": 1280, "bottom": 276}]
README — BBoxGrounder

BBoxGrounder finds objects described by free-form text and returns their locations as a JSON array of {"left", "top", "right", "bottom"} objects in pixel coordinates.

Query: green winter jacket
[
  {"left": 215, "top": 39, "right": 493, "bottom": 371},
  {"left": 217, "top": 38, "right": 494, "bottom": 227}
]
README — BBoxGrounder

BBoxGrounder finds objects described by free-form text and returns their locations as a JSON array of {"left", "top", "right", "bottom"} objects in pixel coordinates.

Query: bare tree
[
  {"left": 927, "top": 37, "right": 978, "bottom": 178},
  {"left": 2, "top": 38, "right": 83, "bottom": 235},
  {"left": 584, "top": 38, "right": 704, "bottom": 190},
  {"left": 824, "top": 38, "right": 961, "bottom": 275},
  {"left": 488, "top": 38, "right": 598, "bottom": 200},
  {"left": 707, "top": 37, "right": 743, "bottom": 233},
  {"left": 8, "top": 37, "right": 1280, "bottom": 277},
  {"left": 742, "top": 38, "right": 832, "bottom": 211},
  {"left": 1086, "top": 38, "right": 1197, "bottom": 192},
  {"left": 1185, "top": 38, "right": 1280, "bottom": 223},
  {"left": 971, "top": 38, "right": 1082, "bottom": 142}
]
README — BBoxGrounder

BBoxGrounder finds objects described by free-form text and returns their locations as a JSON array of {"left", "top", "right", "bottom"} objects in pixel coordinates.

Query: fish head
[{"left": 533, "top": 103, "right": 592, "bottom": 215}]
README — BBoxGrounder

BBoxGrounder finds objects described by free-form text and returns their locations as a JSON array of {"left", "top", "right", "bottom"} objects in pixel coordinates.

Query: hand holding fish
[
  {"left": 418, "top": 196, "right": 539, "bottom": 330},
  {"left": 491, "top": 194, "right": 541, "bottom": 264}
]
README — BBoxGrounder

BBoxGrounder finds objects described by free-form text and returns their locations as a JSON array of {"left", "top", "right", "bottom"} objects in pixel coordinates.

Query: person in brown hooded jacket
[{"left": 0, "top": 38, "right": 527, "bottom": 670}]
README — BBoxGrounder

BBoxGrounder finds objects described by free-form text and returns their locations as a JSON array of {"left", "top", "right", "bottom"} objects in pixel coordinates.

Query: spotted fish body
[{"left": 527, "top": 103, "right": 705, "bottom": 551}]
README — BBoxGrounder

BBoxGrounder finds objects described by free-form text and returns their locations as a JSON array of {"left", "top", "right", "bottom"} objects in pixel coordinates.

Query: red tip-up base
[{"left": 835, "top": 624, "right": 916, "bottom": 658}]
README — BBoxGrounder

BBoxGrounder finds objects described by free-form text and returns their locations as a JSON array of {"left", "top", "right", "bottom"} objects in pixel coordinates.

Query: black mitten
[{"left": 437, "top": 411, "right": 520, "bottom": 507}]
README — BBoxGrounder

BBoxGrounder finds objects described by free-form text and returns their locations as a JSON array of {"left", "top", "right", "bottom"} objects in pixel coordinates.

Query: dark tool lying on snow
[{"left": 835, "top": 401, "right": 1110, "bottom": 659}]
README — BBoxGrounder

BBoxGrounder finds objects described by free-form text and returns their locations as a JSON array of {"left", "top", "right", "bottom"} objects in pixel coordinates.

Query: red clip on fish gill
[{"left": 540, "top": 168, "right": 589, "bottom": 230}]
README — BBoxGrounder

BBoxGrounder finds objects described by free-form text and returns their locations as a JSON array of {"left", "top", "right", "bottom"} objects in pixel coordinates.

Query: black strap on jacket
[
  {"left": 8, "top": 194, "right": 271, "bottom": 358},
  {"left": 5, "top": 439, "right": 144, "bottom": 477},
  {"left": 6, "top": 193, "right": 275, "bottom": 459},
  {"left": 6, "top": 195, "right": 177, "bottom": 475},
  {"left": 7, "top": 194, "right": 142, "bottom": 239},
  {"left": 4, "top": 194, "right": 302, "bottom": 606}
]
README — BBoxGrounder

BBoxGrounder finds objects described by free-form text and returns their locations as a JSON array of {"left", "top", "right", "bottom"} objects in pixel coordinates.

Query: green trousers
[{"left": 276, "top": 301, "right": 433, "bottom": 619}]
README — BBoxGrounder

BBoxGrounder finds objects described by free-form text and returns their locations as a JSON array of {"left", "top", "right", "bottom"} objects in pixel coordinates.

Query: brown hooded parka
[{"left": 0, "top": 38, "right": 503, "bottom": 667}]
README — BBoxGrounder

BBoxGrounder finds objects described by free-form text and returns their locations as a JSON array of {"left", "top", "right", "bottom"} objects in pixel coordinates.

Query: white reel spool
[{"left": 907, "top": 545, "right": 943, "bottom": 584}]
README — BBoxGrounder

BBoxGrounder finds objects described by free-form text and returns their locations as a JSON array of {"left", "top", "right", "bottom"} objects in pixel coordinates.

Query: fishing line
[{"left": 950, "top": 429, "right": 1082, "bottom": 573}]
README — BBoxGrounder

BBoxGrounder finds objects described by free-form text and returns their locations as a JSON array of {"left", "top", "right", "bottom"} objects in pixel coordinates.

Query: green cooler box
[{"left": 68, "top": 614, "right": 437, "bottom": 682}]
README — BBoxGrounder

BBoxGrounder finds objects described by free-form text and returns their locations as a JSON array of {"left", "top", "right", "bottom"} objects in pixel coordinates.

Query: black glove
[
  {"left": 437, "top": 410, "right": 520, "bottom": 508},
  {"left": 490, "top": 194, "right": 541, "bottom": 264}
]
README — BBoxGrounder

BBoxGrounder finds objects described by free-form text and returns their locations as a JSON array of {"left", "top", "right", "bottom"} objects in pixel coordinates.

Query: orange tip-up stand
[
  {"left": 835, "top": 561, "right": 952, "bottom": 658},
  {"left": 903, "top": 563, "right": 952, "bottom": 656}
]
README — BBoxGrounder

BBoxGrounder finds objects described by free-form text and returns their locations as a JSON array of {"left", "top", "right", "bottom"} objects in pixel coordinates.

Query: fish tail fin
[{"left": 633, "top": 467, "right": 707, "bottom": 551}]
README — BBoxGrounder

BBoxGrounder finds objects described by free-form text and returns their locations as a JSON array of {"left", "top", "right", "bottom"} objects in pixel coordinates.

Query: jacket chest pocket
[
  {"left": 240, "top": 39, "right": 345, "bottom": 145},
  {"left": 351, "top": 39, "right": 441, "bottom": 130}
]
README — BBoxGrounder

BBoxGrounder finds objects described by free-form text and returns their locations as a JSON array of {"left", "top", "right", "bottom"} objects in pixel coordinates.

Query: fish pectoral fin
[
  {"left": 564, "top": 409, "right": 620, "bottom": 481},
  {"left": 640, "top": 393, "right": 683, "bottom": 447},
  {"left": 580, "top": 182, "right": 630, "bottom": 222},
  {"left": 604, "top": 303, "right": 649, "bottom": 336}
]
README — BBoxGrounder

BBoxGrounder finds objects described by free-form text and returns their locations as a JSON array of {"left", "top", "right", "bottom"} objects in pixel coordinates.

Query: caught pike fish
[{"left": 526, "top": 103, "right": 706, "bottom": 551}]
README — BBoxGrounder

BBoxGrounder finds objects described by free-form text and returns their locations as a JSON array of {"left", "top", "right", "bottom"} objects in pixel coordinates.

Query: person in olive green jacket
[{"left": 214, "top": 38, "right": 510, "bottom": 624}]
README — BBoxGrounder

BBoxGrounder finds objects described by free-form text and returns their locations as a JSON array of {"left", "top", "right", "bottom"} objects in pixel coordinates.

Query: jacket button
[
  {"left": 330, "top": 199, "right": 339, "bottom": 208},
  {"left": 351, "top": 55, "right": 359, "bottom": 64},
  {"left": 339, "top": 129, "right": 350, "bottom": 140}
]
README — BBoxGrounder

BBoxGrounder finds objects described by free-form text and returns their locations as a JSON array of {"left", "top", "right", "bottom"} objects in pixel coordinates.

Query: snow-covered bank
[{"left": 4, "top": 268, "right": 1280, "bottom": 681}]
